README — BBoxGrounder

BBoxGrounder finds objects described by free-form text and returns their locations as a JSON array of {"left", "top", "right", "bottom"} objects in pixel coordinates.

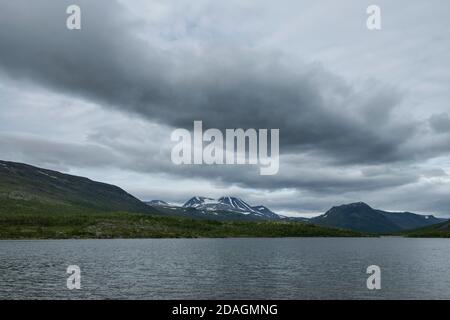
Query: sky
[{"left": 0, "top": 0, "right": 450, "bottom": 217}]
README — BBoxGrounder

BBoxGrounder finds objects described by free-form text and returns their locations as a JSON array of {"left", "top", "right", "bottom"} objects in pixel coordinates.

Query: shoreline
[{"left": 0, "top": 235, "right": 379, "bottom": 241}]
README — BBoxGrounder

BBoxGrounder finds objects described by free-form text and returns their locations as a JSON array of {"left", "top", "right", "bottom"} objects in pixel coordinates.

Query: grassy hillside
[
  {"left": 0, "top": 210, "right": 366, "bottom": 239},
  {"left": 403, "top": 220, "right": 450, "bottom": 238},
  {"left": 0, "top": 160, "right": 153, "bottom": 214}
]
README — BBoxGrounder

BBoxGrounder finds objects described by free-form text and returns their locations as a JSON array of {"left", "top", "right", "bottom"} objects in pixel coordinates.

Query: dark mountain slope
[
  {"left": 311, "top": 202, "right": 444, "bottom": 233},
  {"left": 0, "top": 160, "right": 152, "bottom": 214},
  {"left": 404, "top": 220, "right": 450, "bottom": 238}
]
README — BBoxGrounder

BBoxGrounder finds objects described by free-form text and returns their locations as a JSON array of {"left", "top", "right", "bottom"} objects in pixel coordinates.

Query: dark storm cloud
[
  {"left": 0, "top": 0, "right": 427, "bottom": 166},
  {"left": 79, "top": 129, "right": 424, "bottom": 195}
]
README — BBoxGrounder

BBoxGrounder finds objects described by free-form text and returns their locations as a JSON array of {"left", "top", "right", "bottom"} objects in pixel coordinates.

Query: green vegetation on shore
[
  {"left": 0, "top": 210, "right": 365, "bottom": 239},
  {"left": 402, "top": 220, "right": 450, "bottom": 238}
]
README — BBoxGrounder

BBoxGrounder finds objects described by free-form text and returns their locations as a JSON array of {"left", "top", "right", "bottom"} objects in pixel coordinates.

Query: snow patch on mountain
[{"left": 182, "top": 196, "right": 280, "bottom": 219}]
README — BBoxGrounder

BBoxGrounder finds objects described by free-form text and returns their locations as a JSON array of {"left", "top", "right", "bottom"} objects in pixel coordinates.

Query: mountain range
[
  {"left": 147, "top": 197, "right": 446, "bottom": 233},
  {"left": 1, "top": 160, "right": 447, "bottom": 234},
  {"left": 182, "top": 196, "right": 280, "bottom": 219},
  {"left": 144, "top": 196, "right": 278, "bottom": 221}
]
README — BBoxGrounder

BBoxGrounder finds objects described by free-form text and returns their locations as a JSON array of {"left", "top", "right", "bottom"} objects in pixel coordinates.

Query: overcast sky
[{"left": 1, "top": 0, "right": 450, "bottom": 217}]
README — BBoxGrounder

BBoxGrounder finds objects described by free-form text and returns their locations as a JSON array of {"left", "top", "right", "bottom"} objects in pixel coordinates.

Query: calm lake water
[{"left": 0, "top": 237, "right": 449, "bottom": 299}]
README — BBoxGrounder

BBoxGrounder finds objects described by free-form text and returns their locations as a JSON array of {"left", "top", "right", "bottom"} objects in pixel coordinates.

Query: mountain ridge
[
  {"left": 1, "top": 160, "right": 446, "bottom": 233},
  {"left": 0, "top": 160, "right": 153, "bottom": 214},
  {"left": 180, "top": 196, "right": 279, "bottom": 219},
  {"left": 310, "top": 202, "right": 445, "bottom": 233},
  {"left": 149, "top": 197, "right": 447, "bottom": 233}
]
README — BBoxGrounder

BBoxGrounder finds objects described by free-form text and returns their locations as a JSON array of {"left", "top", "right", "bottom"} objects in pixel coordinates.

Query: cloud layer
[{"left": 1, "top": 0, "right": 450, "bottom": 216}]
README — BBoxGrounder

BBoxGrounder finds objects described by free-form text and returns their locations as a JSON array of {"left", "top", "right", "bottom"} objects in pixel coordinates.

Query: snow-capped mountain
[
  {"left": 182, "top": 196, "right": 218, "bottom": 209},
  {"left": 217, "top": 196, "right": 258, "bottom": 214},
  {"left": 146, "top": 196, "right": 282, "bottom": 220},
  {"left": 145, "top": 200, "right": 169, "bottom": 206},
  {"left": 182, "top": 196, "right": 281, "bottom": 219}
]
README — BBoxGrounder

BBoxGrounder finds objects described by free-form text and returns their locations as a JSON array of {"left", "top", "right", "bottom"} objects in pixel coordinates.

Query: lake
[{"left": 0, "top": 237, "right": 449, "bottom": 299}]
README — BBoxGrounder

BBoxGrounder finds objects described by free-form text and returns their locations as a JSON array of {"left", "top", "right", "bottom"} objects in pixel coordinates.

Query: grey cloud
[
  {"left": 0, "top": 133, "right": 122, "bottom": 171},
  {"left": 1, "top": 125, "right": 420, "bottom": 197},
  {"left": 429, "top": 113, "right": 450, "bottom": 133},
  {"left": 0, "top": 0, "right": 427, "bottom": 166},
  {"left": 76, "top": 129, "right": 425, "bottom": 195}
]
